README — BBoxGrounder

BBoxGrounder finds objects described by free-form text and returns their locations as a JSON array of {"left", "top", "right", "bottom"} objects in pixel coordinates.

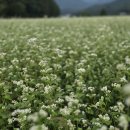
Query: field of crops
[{"left": 0, "top": 17, "right": 130, "bottom": 130}]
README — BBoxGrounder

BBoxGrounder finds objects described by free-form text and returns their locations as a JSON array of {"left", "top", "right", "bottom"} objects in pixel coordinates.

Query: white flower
[
  {"left": 88, "top": 87, "right": 95, "bottom": 92},
  {"left": 119, "top": 115, "right": 128, "bottom": 130},
  {"left": 60, "top": 106, "right": 71, "bottom": 116},
  {"left": 125, "top": 96, "right": 130, "bottom": 106},
  {"left": 109, "top": 126, "right": 115, "bottom": 130},
  {"left": 116, "top": 63, "right": 126, "bottom": 70},
  {"left": 120, "top": 76, "right": 127, "bottom": 83},
  {"left": 92, "top": 121, "right": 101, "bottom": 127},
  {"left": 44, "top": 85, "right": 53, "bottom": 94},
  {"left": 82, "top": 119, "right": 87, "bottom": 127},
  {"left": 65, "top": 96, "right": 79, "bottom": 107},
  {"left": 99, "top": 114, "right": 110, "bottom": 121},
  {"left": 41, "top": 124, "right": 48, "bottom": 130},
  {"left": 95, "top": 102, "right": 100, "bottom": 107},
  {"left": 101, "top": 86, "right": 107, "bottom": 92},
  {"left": 39, "top": 109, "right": 48, "bottom": 117},
  {"left": 8, "top": 118, "right": 13, "bottom": 124},
  {"left": 56, "top": 98, "right": 64, "bottom": 103},
  {"left": 29, "top": 125, "right": 39, "bottom": 130},
  {"left": 74, "top": 109, "right": 80, "bottom": 115},
  {"left": 125, "top": 56, "right": 130, "bottom": 65},
  {"left": 50, "top": 104, "right": 57, "bottom": 109},
  {"left": 27, "top": 112, "right": 39, "bottom": 122},
  {"left": 11, "top": 108, "right": 31, "bottom": 116},
  {"left": 75, "top": 79, "right": 83, "bottom": 87},
  {"left": 112, "top": 83, "right": 121, "bottom": 89},
  {"left": 28, "top": 37, "right": 37, "bottom": 43},
  {"left": 123, "top": 83, "right": 130, "bottom": 95},
  {"left": 67, "top": 120, "right": 75, "bottom": 129},
  {"left": 90, "top": 53, "right": 97, "bottom": 57},
  {"left": 117, "top": 102, "right": 124, "bottom": 111},
  {"left": 77, "top": 68, "right": 86, "bottom": 73},
  {"left": 99, "top": 125, "right": 107, "bottom": 130},
  {"left": 0, "top": 52, "right": 6, "bottom": 59}
]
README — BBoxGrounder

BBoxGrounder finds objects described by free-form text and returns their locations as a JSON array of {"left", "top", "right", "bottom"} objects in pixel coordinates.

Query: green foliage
[
  {"left": 0, "top": 17, "right": 130, "bottom": 129},
  {"left": 100, "top": 9, "right": 107, "bottom": 16},
  {"left": 0, "top": 0, "right": 60, "bottom": 17}
]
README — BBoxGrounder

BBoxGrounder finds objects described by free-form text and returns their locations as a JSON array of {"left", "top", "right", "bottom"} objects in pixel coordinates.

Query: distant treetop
[{"left": 0, "top": 0, "right": 60, "bottom": 17}]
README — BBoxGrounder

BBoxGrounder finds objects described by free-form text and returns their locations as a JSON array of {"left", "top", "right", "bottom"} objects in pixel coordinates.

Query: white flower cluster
[
  {"left": 119, "top": 115, "right": 128, "bottom": 130},
  {"left": 28, "top": 37, "right": 37, "bottom": 44},
  {"left": 98, "top": 114, "right": 110, "bottom": 122},
  {"left": 12, "top": 108, "right": 31, "bottom": 116},
  {"left": 1, "top": 18, "right": 130, "bottom": 130},
  {"left": 30, "top": 124, "right": 48, "bottom": 130},
  {"left": 123, "top": 83, "right": 130, "bottom": 106},
  {"left": 60, "top": 106, "right": 72, "bottom": 116}
]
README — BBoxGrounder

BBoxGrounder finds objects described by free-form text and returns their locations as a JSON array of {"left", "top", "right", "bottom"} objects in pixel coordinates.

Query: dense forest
[{"left": 0, "top": 0, "right": 60, "bottom": 17}]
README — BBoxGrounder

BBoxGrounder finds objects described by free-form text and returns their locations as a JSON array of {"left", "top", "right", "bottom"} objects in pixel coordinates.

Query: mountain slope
[
  {"left": 83, "top": 0, "right": 115, "bottom": 5},
  {"left": 55, "top": 0, "right": 115, "bottom": 15},
  {"left": 55, "top": 0, "right": 88, "bottom": 14},
  {"left": 80, "top": 0, "right": 130, "bottom": 15}
]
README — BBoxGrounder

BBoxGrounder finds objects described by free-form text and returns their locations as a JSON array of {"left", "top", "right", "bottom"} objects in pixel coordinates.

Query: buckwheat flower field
[{"left": 0, "top": 17, "right": 130, "bottom": 130}]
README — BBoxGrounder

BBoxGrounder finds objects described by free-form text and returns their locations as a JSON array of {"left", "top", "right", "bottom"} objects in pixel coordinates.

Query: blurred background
[{"left": 0, "top": 0, "right": 130, "bottom": 17}]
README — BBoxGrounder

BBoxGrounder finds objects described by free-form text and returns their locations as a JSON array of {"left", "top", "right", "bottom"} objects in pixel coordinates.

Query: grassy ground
[{"left": 0, "top": 17, "right": 130, "bottom": 130}]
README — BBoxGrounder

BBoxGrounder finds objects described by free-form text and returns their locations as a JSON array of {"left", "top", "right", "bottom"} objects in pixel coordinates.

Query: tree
[
  {"left": 0, "top": 0, "right": 60, "bottom": 17},
  {"left": 100, "top": 8, "right": 107, "bottom": 16},
  {"left": 6, "top": 0, "right": 26, "bottom": 17},
  {"left": 49, "top": 0, "right": 61, "bottom": 16}
]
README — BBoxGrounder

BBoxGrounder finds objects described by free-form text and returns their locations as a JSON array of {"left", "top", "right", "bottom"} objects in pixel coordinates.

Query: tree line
[{"left": 0, "top": 0, "right": 60, "bottom": 17}]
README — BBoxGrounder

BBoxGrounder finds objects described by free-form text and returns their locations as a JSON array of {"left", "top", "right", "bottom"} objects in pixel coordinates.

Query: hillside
[
  {"left": 55, "top": 0, "right": 115, "bottom": 15},
  {"left": 79, "top": 0, "right": 130, "bottom": 15},
  {"left": 55, "top": 0, "right": 88, "bottom": 15}
]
